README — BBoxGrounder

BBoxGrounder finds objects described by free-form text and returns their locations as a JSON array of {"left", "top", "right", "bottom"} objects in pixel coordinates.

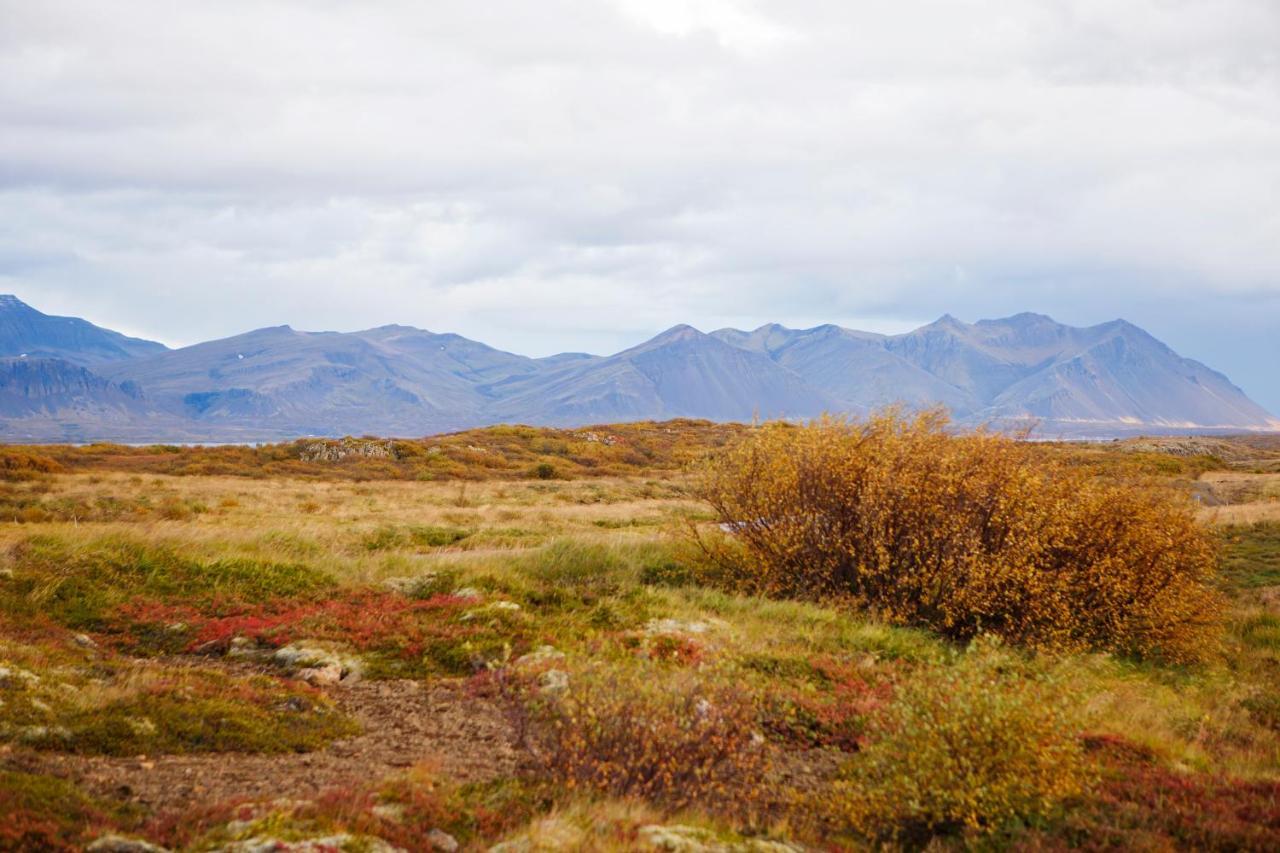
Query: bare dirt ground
[{"left": 4, "top": 677, "right": 520, "bottom": 815}]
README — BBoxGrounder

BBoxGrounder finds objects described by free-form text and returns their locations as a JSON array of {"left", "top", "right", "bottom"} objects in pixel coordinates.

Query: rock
[
  {"left": 382, "top": 574, "right": 438, "bottom": 597},
  {"left": 215, "top": 834, "right": 404, "bottom": 853},
  {"left": 298, "top": 663, "right": 344, "bottom": 687},
  {"left": 370, "top": 803, "right": 406, "bottom": 823},
  {"left": 73, "top": 632, "right": 98, "bottom": 648},
  {"left": 638, "top": 825, "right": 803, "bottom": 852},
  {"left": 272, "top": 642, "right": 363, "bottom": 685},
  {"left": 298, "top": 438, "right": 398, "bottom": 464},
  {"left": 17, "top": 724, "right": 70, "bottom": 744},
  {"left": 645, "top": 618, "right": 710, "bottom": 637},
  {"left": 462, "top": 601, "right": 525, "bottom": 623},
  {"left": 0, "top": 664, "right": 40, "bottom": 687},
  {"left": 538, "top": 669, "right": 570, "bottom": 694},
  {"left": 226, "top": 636, "right": 265, "bottom": 661},
  {"left": 87, "top": 835, "right": 171, "bottom": 853},
  {"left": 514, "top": 645, "right": 564, "bottom": 669},
  {"left": 426, "top": 829, "right": 459, "bottom": 851}
]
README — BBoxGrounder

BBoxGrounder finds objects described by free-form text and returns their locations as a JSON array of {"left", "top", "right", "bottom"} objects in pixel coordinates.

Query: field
[{"left": 1, "top": 423, "right": 1279, "bottom": 851}]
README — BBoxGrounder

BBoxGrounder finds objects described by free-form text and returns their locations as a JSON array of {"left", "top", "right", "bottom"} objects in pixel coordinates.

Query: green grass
[
  {"left": 1, "top": 637, "right": 358, "bottom": 756},
  {"left": 360, "top": 524, "right": 473, "bottom": 552},
  {"left": 1, "top": 535, "right": 335, "bottom": 631},
  {"left": 1220, "top": 522, "right": 1280, "bottom": 588}
]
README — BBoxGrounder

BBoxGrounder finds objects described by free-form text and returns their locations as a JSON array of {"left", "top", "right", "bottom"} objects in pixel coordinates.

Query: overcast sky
[{"left": 1, "top": 0, "right": 1278, "bottom": 411}]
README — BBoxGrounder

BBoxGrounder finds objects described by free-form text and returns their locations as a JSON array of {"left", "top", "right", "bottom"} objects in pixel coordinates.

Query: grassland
[{"left": 1, "top": 424, "right": 1278, "bottom": 851}]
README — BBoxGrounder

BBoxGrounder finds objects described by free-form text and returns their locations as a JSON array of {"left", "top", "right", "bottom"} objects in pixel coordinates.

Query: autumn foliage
[
  {"left": 692, "top": 410, "right": 1224, "bottom": 661},
  {"left": 522, "top": 667, "right": 769, "bottom": 815},
  {"left": 833, "top": 638, "right": 1089, "bottom": 841}
]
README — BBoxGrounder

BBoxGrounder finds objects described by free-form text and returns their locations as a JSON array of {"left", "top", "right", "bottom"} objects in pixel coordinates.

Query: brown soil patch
[{"left": 5, "top": 678, "right": 519, "bottom": 815}]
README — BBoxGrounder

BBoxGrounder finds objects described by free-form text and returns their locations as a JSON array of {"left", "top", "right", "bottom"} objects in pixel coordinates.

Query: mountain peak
[
  {"left": 647, "top": 324, "right": 705, "bottom": 344},
  {"left": 979, "top": 312, "right": 1058, "bottom": 327},
  {"left": 0, "top": 294, "right": 168, "bottom": 366},
  {"left": 0, "top": 294, "right": 38, "bottom": 313}
]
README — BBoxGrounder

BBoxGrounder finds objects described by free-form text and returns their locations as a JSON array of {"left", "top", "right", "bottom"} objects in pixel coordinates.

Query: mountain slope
[
  {"left": 0, "top": 295, "right": 1273, "bottom": 441},
  {"left": 718, "top": 314, "right": 1278, "bottom": 433},
  {"left": 103, "top": 324, "right": 539, "bottom": 435},
  {"left": 0, "top": 295, "right": 167, "bottom": 366},
  {"left": 979, "top": 321, "right": 1278, "bottom": 429},
  {"left": 487, "top": 325, "right": 836, "bottom": 425},
  {"left": 712, "top": 323, "right": 978, "bottom": 415}
]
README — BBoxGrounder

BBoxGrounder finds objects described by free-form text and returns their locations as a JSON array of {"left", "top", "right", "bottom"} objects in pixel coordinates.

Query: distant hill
[
  {"left": 718, "top": 313, "right": 1277, "bottom": 432},
  {"left": 484, "top": 325, "right": 837, "bottom": 425},
  {"left": 100, "top": 323, "right": 538, "bottom": 436},
  {"left": 0, "top": 295, "right": 1274, "bottom": 441},
  {"left": 0, "top": 294, "right": 167, "bottom": 366}
]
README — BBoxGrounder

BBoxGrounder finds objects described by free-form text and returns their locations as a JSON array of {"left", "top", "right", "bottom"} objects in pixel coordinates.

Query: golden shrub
[
  {"left": 833, "top": 637, "right": 1089, "bottom": 841},
  {"left": 691, "top": 410, "right": 1223, "bottom": 661}
]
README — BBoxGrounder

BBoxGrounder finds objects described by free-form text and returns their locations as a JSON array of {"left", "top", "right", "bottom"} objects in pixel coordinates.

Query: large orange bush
[{"left": 691, "top": 410, "right": 1223, "bottom": 661}]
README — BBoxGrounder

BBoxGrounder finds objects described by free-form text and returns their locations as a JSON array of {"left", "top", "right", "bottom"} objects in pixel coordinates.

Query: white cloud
[{"left": 0, "top": 0, "right": 1277, "bottom": 408}]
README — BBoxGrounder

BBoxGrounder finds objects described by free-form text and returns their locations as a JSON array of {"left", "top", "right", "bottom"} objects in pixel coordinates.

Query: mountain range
[{"left": 0, "top": 295, "right": 1274, "bottom": 442}]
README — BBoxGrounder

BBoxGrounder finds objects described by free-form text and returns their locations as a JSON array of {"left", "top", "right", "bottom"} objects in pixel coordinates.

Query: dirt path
[{"left": 9, "top": 678, "right": 520, "bottom": 815}]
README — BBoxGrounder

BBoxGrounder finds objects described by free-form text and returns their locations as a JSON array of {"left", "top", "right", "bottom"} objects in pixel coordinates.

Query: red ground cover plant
[
  {"left": 105, "top": 588, "right": 530, "bottom": 675},
  {"left": 1025, "top": 735, "right": 1280, "bottom": 850},
  {"left": 145, "top": 769, "right": 534, "bottom": 852},
  {"left": 617, "top": 631, "right": 707, "bottom": 666},
  {"left": 112, "top": 591, "right": 456, "bottom": 649},
  {"left": 759, "top": 657, "right": 894, "bottom": 751}
]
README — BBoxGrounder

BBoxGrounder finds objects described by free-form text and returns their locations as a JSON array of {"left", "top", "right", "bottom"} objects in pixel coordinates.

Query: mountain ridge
[
  {"left": 0, "top": 295, "right": 1273, "bottom": 442},
  {"left": 0, "top": 294, "right": 168, "bottom": 366}
]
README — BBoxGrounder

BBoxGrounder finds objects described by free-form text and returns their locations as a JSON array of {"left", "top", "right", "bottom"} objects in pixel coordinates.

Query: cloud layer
[{"left": 2, "top": 0, "right": 1278, "bottom": 409}]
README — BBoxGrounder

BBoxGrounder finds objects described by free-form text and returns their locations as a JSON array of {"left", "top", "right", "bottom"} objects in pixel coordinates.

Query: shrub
[
  {"left": 522, "top": 667, "right": 769, "bottom": 814},
  {"left": 691, "top": 410, "right": 1224, "bottom": 661},
  {"left": 833, "top": 637, "right": 1089, "bottom": 842},
  {"left": 361, "top": 522, "right": 473, "bottom": 552},
  {"left": 0, "top": 770, "right": 124, "bottom": 851},
  {"left": 0, "top": 449, "right": 63, "bottom": 482}
]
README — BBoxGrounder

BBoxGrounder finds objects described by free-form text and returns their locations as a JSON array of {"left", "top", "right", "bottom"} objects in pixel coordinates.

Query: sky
[{"left": 1, "top": 0, "right": 1278, "bottom": 412}]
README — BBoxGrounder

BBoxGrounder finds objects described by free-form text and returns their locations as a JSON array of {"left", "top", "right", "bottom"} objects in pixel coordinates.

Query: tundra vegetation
[{"left": 0, "top": 415, "right": 1278, "bottom": 851}]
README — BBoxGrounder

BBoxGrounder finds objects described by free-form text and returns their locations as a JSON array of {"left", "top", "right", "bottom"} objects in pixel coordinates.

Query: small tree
[{"left": 690, "top": 410, "right": 1222, "bottom": 661}]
